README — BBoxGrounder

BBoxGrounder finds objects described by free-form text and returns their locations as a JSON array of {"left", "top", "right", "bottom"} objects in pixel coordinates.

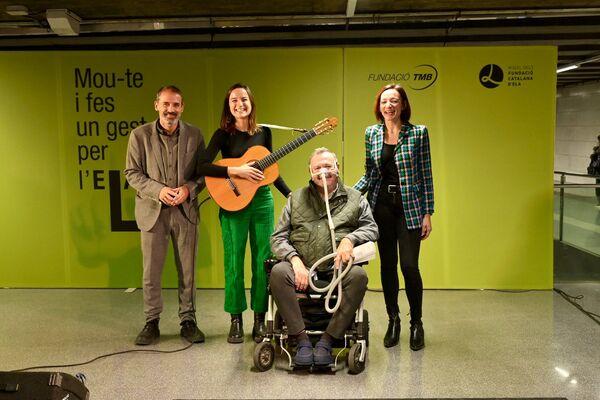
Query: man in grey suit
[{"left": 125, "top": 86, "right": 205, "bottom": 345}]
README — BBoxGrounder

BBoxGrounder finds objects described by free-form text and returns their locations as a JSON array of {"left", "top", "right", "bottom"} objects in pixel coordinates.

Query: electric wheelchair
[{"left": 253, "top": 258, "right": 369, "bottom": 374}]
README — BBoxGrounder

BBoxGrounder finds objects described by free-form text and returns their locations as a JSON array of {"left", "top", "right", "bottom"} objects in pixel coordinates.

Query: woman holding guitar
[{"left": 198, "top": 83, "right": 291, "bottom": 344}]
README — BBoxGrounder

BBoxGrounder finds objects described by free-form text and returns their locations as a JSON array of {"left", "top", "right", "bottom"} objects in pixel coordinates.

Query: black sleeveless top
[{"left": 381, "top": 143, "right": 400, "bottom": 186}]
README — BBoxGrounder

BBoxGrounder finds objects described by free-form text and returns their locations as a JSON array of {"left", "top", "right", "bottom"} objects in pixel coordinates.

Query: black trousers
[{"left": 373, "top": 188, "right": 423, "bottom": 323}]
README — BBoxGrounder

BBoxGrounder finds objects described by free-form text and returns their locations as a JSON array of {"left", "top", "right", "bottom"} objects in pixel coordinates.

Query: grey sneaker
[
  {"left": 293, "top": 340, "right": 314, "bottom": 366},
  {"left": 313, "top": 339, "right": 333, "bottom": 366}
]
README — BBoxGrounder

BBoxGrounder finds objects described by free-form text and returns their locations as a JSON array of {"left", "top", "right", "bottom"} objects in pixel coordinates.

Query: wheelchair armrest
[{"left": 352, "top": 242, "right": 376, "bottom": 264}]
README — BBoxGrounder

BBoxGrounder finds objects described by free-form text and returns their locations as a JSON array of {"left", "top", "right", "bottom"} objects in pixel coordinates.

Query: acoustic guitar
[{"left": 205, "top": 117, "right": 338, "bottom": 211}]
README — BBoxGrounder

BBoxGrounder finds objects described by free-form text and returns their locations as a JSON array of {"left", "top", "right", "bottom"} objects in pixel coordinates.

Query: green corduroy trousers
[{"left": 219, "top": 186, "right": 274, "bottom": 314}]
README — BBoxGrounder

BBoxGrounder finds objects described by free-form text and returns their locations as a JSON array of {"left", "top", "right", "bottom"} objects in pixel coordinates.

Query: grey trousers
[
  {"left": 141, "top": 206, "right": 198, "bottom": 323},
  {"left": 269, "top": 261, "right": 368, "bottom": 339}
]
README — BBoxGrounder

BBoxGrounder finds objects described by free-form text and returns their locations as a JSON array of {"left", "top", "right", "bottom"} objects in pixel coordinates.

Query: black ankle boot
[
  {"left": 252, "top": 312, "right": 266, "bottom": 343},
  {"left": 227, "top": 314, "right": 243, "bottom": 344},
  {"left": 383, "top": 314, "right": 401, "bottom": 348},
  {"left": 409, "top": 320, "right": 425, "bottom": 351}
]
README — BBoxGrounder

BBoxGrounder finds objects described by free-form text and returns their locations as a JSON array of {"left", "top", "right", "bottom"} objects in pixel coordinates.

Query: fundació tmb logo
[
  {"left": 479, "top": 64, "right": 504, "bottom": 88},
  {"left": 367, "top": 64, "right": 438, "bottom": 90}
]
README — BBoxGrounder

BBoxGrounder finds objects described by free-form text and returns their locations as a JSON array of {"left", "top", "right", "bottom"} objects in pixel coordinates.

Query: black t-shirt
[
  {"left": 198, "top": 126, "right": 291, "bottom": 196},
  {"left": 381, "top": 143, "right": 400, "bottom": 185}
]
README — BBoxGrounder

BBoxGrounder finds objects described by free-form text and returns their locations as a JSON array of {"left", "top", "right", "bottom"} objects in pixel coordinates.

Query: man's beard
[{"left": 163, "top": 113, "right": 178, "bottom": 126}]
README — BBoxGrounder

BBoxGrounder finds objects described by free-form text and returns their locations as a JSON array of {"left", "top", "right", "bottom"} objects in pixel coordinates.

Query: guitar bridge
[{"left": 227, "top": 178, "right": 241, "bottom": 197}]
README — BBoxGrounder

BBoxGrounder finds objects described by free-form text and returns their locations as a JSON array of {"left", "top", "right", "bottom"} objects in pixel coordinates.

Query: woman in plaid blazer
[{"left": 354, "top": 84, "right": 434, "bottom": 351}]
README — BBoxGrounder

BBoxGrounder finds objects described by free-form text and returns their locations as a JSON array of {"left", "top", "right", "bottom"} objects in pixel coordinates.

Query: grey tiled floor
[{"left": 1, "top": 287, "right": 598, "bottom": 399}]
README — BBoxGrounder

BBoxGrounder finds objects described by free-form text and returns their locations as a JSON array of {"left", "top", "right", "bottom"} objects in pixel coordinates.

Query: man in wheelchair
[{"left": 270, "top": 147, "right": 378, "bottom": 367}]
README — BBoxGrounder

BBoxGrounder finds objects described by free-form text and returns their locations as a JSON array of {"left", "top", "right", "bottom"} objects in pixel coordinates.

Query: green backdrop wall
[{"left": 0, "top": 46, "right": 556, "bottom": 289}]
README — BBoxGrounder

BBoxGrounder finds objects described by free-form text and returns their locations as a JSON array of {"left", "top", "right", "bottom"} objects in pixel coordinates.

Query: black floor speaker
[{"left": 0, "top": 372, "right": 89, "bottom": 400}]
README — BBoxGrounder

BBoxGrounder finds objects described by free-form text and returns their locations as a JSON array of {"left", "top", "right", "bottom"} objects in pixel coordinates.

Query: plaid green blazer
[{"left": 354, "top": 123, "right": 434, "bottom": 230}]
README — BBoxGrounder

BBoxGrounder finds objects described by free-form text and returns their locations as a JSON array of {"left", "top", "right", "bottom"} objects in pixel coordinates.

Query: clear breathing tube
[{"left": 307, "top": 168, "right": 354, "bottom": 314}]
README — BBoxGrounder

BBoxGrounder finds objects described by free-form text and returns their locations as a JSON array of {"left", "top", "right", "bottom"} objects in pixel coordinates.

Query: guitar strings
[{"left": 257, "top": 130, "right": 317, "bottom": 170}]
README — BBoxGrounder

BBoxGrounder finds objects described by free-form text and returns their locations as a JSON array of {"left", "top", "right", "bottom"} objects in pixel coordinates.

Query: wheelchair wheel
[
  {"left": 347, "top": 343, "right": 366, "bottom": 374},
  {"left": 253, "top": 342, "right": 275, "bottom": 372}
]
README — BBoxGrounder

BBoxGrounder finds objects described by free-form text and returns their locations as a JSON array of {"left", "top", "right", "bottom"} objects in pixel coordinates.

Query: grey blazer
[{"left": 125, "top": 119, "right": 205, "bottom": 231}]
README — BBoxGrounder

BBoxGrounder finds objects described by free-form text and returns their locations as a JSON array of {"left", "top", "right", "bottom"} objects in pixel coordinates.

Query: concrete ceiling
[{"left": 2, "top": 0, "right": 600, "bottom": 87}]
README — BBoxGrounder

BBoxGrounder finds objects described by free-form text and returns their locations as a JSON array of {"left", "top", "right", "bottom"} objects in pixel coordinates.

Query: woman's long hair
[{"left": 220, "top": 83, "right": 259, "bottom": 135}]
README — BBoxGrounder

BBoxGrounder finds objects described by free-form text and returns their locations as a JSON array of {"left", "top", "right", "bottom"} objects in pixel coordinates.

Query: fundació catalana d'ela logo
[
  {"left": 478, "top": 64, "right": 534, "bottom": 89},
  {"left": 479, "top": 64, "right": 504, "bottom": 88}
]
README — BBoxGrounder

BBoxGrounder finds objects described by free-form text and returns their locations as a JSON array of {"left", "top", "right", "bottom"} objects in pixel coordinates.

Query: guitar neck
[{"left": 256, "top": 129, "right": 317, "bottom": 170}]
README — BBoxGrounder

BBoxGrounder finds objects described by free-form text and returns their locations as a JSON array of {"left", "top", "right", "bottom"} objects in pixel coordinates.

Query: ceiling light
[
  {"left": 557, "top": 53, "right": 600, "bottom": 74},
  {"left": 557, "top": 65, "right": 579, "bottom": 73},
  {"left": 46, "top": 8, "right": 80, "bottom": 36},
  {"left": 5, "top": 5, "right": 28, "bottom": 16},
  {"left": 346, "top": 0, "right": 357, "bottom": 17}
]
